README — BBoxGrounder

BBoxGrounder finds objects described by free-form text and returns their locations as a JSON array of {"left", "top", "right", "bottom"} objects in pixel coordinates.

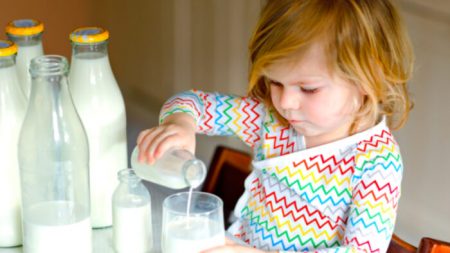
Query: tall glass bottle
[
  {"left": 113, "top": 169, "right": 152, "bottom": 253},
  {"left": 69, "top": 27, "right": 127, "bottom": 228},
  {"left": 18, "top": 55, "right": 92, "bottom": 253},
  {"left": 0, "top": 40, "right": 25, "bottom": 247},
  {"left": 6, "top": 19, "right": 44, "bottom": 98}
]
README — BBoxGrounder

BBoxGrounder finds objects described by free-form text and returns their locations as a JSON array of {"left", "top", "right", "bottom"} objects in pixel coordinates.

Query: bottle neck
[
  {"left": 0, "top": 55, "right": 16, "bottom": 68},
  {"left": 118, "top": 169, "right": 141, "bottom": 186},
  {"left": 28, "top": 56, "right": 70, "bottom": 104},
  {"left": 7, "top": 33, "right": 43, "bottom": 47},
  {"left": 72, "top": 41, "right": 108, "bottom": 58}
]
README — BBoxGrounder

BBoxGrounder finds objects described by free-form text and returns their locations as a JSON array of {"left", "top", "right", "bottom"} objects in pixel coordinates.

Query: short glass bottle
[
  {"left": 131, "top": 146, "right": 207, "bottom": 189},
  {"left": 112, "top": 169, "right": 153, "bottom": 253}
]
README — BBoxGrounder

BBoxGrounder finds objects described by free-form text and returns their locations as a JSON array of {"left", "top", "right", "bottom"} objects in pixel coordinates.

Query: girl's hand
[{"left": 136, "top": 113, "right": 196, "bottom": 164}]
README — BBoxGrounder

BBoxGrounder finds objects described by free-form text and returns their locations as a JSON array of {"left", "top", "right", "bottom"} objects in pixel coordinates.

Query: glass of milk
[
  {"left": 162, "top": 192, "right": 225, "bottom": 253},
  {"left": 131, "top": 146, "right": 207, "bottom": 189},
  {"left": 112, "top": 168, "right": 153, "bottom": 253}
]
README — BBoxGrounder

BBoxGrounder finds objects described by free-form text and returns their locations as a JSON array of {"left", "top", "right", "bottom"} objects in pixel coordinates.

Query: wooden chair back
[
  {"left": 418, "top": 237, "right": 450, "bottom": 253},
  {"left": 387, "top": 234, "right": 417, "bottom": 253}
]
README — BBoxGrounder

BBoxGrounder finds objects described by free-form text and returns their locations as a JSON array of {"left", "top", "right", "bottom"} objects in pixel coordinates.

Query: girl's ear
[
  {"left": 354, "top": 80, "right": 368, "bottom": 96},
  {"left": 352, "top": 85, "right": 367, "bottom": 114}
]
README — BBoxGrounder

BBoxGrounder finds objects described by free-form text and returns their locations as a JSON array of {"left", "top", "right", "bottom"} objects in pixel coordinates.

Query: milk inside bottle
[
  {"left": 6, "top": 19, "right": 44, "bottom": 98},
  {"left": 131, "top": 146, "right": 207, "bottom": 189},
  {"left": 69, "top": 27, "right": 127, "bottom": 228},
  {"left": 0, "top": 40, "right": 26, "bottom": 247},
  {"left": 113, "top": 169, "right": 153, "bottom": 253}
]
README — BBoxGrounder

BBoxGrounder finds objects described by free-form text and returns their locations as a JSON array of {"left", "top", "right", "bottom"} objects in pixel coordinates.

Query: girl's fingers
[
  {"left": 137, "top": 130, "right": 153, "bottom": 162},
  {"left": 138, "top": 127, "right": 166, "bottom": 163},
  {"left": 136, "top": 124, "right": 194, "bottom": 164},
  {"left": 144, "top": 127, "right": 181, "bottom": 163},
  {"left": 137, "top": 129, "right": 151, "bottom": 145},
  {"left": 152, "top": 133, "right": 189, "bottom": 160}
]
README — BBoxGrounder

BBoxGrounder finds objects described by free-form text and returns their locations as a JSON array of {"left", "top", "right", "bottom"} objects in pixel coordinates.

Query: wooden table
[{"left": 0, "top": 182, "right": 186, "bottom": 253}]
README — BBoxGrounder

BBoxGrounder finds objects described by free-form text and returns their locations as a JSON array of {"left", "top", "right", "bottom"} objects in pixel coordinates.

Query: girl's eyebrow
[{"left": 265, "top": 75, "right": 326, "bottom": 86}]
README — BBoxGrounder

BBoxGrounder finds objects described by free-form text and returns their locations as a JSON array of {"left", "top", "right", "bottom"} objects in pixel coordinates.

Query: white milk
[
  {"left": 113, "top": 204, "right": 153, "bottom": 252},
  {"left": 23, "top": 201, "right": 92, "bottom": 253},
  {"left": 16, "top": 43, "right": 43, "bottom": 97},
  {"left": 162, "top": 217, "right": 225, "bottom": 253},
  {"left": 131, "top": 147, "right": 205, "bottom": 189},
  {"left": 69, "top": 53, "right": 127, "bottom": 228},
  {"left": 0, "top": 66, "right": 26, "bottom": 247}
]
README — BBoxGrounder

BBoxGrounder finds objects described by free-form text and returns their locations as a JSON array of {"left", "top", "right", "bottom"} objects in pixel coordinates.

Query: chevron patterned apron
[{"left": 228, "top": 119, "right": 401, "bottom": 252}]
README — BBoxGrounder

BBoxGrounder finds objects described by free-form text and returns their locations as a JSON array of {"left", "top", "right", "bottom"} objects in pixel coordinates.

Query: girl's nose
[{"left": 279, "top": 86, "right": 300, "bottom": 110}]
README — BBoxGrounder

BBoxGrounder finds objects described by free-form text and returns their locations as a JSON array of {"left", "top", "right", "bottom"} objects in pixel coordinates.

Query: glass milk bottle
[
  {"left": 113, "top": 169, "right": 153, "bottom": 253},
  {"left": 69, "top": 27, "right": 127, "bottom": 228},
  {"left": 18, "top": 55, "right": 92, "bottom": 253},
  {"left": 131, "top": 146, "right": 207, "bottom": 189},
  {"left": 6, "top": 19, "right": 44, "bottom": 98},
  {"left": 0, "top": 40, "right": 25, "bottom": 247}
]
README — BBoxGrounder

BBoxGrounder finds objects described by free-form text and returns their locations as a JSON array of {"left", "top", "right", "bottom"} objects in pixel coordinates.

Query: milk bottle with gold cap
[
  {"left": 69, "top": 27, "right": 127, "bottom": 228},
  {"left": 6, "top": 19, "right": 44, "bottom": 98},
  {"left": 0, "top": 40, "right": 25, "bottom": 247}
]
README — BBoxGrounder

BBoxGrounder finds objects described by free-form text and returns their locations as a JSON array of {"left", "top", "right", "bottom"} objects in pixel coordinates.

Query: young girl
[{"left": 137, "top": 0, "right": 414, "bottom": 252}]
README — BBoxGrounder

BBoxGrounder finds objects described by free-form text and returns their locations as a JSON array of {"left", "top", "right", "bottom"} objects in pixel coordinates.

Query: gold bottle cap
[
  {"left": 70, "top": 27, "right": 109, "bottom": 44},
  {"left": 0, "top": 40, "right": 18, "bottom": 57},
  {"left": 6, "top": 19, "right": 44, "bottom": 36}
]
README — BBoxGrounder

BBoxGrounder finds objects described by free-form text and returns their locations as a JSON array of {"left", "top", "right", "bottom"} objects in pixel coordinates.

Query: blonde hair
[{"left": 248, "top": 0, "right": 414, "bottom": 131}]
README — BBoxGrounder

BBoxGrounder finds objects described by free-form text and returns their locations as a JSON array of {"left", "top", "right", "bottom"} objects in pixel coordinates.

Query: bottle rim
[
  {"left": 6, "top": 19, "right": 44, "bottom": 36},
  {"left": 0, "top": 40, "right": 18, "bottom": 57},
  {"left": 70, "top": 27, "right": 109, "bottom": 44},
  {"left": 163, "top": 191, "right": 224, "bottom": 216},
  {"left": 30, "top": 55, "right": 69, "bottom": 77},
  {"left": 117, "top": 168, "right": 141, "bottom": 182},
  {"left": 182, "top": 158, "right": 207, "bottom": 188}
]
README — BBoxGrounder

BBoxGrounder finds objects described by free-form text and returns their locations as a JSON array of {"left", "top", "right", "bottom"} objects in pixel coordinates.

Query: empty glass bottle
[
  {"left": 6, "top": 19, "right": 44, "bottom": 98},
  {"left": 113, "top": 169, "right": 153, "bottom": 253},
  {"left": 18, "top": 55, "right": 91, "bottom": 253},
  {"left": 0, "top": 40, "right": 25, "bottom": 247}
]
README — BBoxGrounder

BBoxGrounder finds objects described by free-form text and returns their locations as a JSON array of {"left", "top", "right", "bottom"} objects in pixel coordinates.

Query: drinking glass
[{"left": 162, "top": 192, "right": 225, "bottom": 253}]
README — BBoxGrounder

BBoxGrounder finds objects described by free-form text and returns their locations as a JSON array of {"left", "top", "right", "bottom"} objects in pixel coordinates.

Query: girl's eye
[
  {"left": 269, "top": 80, "right": 282, "bottom": 87},
  {"left": 301, "top": 87, "right": 319, "bottom": 94}
]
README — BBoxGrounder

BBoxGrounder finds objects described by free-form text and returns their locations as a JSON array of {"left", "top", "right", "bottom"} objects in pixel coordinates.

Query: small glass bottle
[
  {"left": 0, "top": 40, "right": 25, "bottom": 247},
  {"left": 131, "top": 146, "right": 207, "bottom": 189},
  {"left": 113, "top": 169, "right": 153, "bottom": 253},
  {"left": 6, "top": 19, "right": 44, "bottom": 98},
  {"left": 69, "top": 26, "right": 127, "bottom": 228},
  {"left": 18, "top": 55, "right": 91, "bottom": 252}
]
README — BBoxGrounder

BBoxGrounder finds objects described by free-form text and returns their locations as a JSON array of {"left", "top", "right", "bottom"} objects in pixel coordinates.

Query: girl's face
[{"left": 266, "top": 42, "right": 363, "bottom": 148}]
